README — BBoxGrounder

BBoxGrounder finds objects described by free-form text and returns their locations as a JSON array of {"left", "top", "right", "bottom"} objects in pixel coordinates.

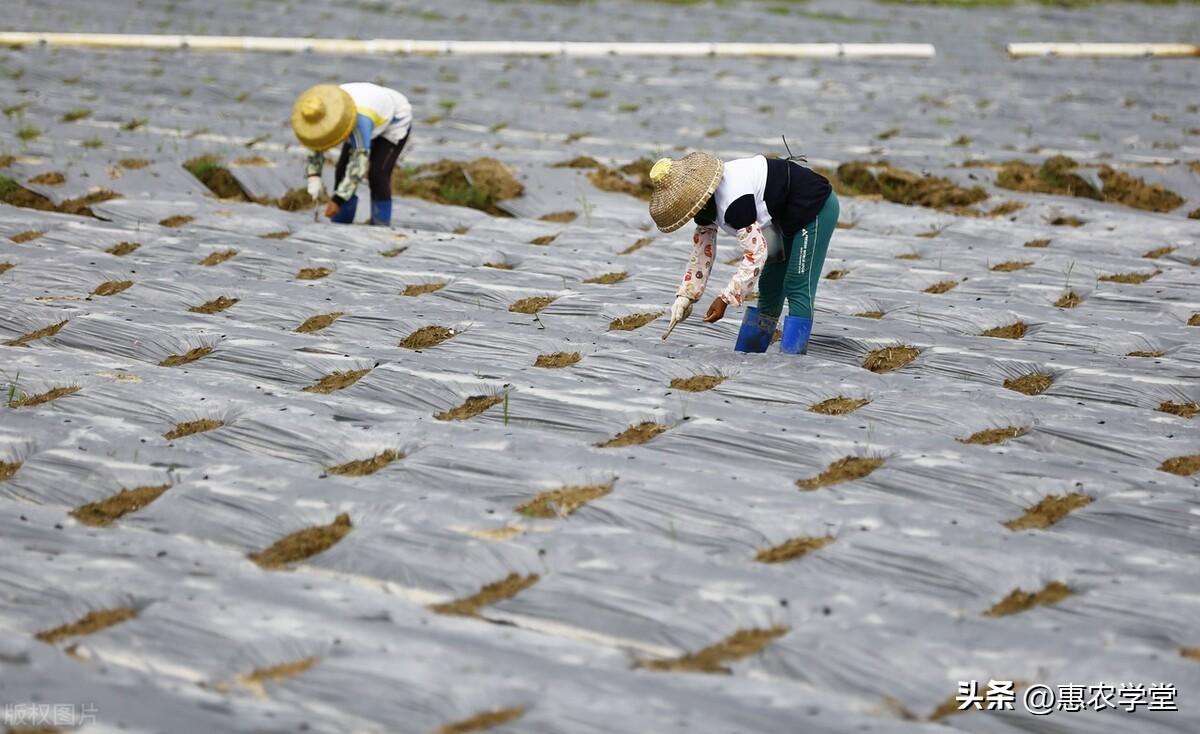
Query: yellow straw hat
[
  {"left": 291, "top": 84, "right": 356, "bottom": 151},
  {"left": 647, "top": 152, "right": 723, "bottom": 233}
]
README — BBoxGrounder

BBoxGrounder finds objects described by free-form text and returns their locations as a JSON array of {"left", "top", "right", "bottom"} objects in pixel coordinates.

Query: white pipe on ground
[
  {"left": 0, "top": 32, "right": 935, "bottom": 59},
  {"left": 1008, "top": 43, "right": 1200, "bottom": 59}
]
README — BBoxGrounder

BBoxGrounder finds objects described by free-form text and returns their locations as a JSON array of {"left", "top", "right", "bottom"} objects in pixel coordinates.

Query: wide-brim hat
[
  {"left": 291, "top": 84, "right": 355, "bottom": 151},
  {"left": 648, "top": 152, "right": 723, "bottom": 233}
]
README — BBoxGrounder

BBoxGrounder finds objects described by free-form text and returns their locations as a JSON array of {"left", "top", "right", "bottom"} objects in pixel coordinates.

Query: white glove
[
  {"left": 670, "top": 295, "right": 694, "bottom": 324},
  {"left": 306, "top": 175, "right": 324, "bottom": 200}
]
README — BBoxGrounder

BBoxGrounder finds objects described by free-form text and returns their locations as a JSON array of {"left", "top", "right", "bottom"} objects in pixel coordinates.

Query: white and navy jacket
[{"left": 678, "top": 155, "right": 831, "bottom": 305}]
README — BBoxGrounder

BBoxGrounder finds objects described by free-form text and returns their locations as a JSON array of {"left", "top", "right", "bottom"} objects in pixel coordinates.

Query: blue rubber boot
[
  {"left": 369, "top": 198, "right": 392, "bottom": 226},
  {"left": 734, "top": 306, "right": 779, "bottom": 353},
  {"left": 780, "top": 316, "right": 813, "bottom": 355},
  {"left": 330, "top": 196, "right": 357, "bottom": 224}
]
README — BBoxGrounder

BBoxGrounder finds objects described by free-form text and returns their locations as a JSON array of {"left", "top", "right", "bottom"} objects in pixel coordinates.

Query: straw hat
[
  {"left": 648, "top": 152, "right": 723, "bottom": 233},
  {"left": 291, "top": 84, "right": 356, "bottom": 151}
]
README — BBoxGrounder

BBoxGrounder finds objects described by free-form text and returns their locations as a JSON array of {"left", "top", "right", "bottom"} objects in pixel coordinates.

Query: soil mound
[
  {"left": 755, "top": 536, "right": 834, "bottom": 563},
  {"left": 435, "top": 395, "right": 504, "bottom": 421},
  {"left": 199, "top": 249, "right": 237, "bottom": 266},
  {"left": 960, "top": 426, "right": 1027, "bottom": 445},
  {"left": 829, "top": 161, "right": 988, "bottom": 211},
  {"left": 296, "top": 312, "right": 343, "bottom": 333},
  {"left": 797, "top": 456, "right": 884, "bottom": 490},
  {"left": 402, "top": 282, "right": 446, "bottom": 297},
  {"left": 516, "top": 482, "right": 613, "bottom": 518},
  {"left": 984, "top": 581, "right": 1071, "bottom": 617},
  {"left": 429, "top": 573, "right": 540, "bottom": 617},
  {"left": 609, "top": 312, "right": 661, "bottom": 331},
  {"left": 670, "top": 375, "right": 725, "bottom": 392},
  {"left": 1004, "top": 493, "right": 1091, "bottom": 530},
  {"left": 509, "top": 296, "right": 555, "bottom": 314},
  {"left": 1004, "top": 372, "right": 1053, "bottom": 395},
  {"left": 1159, "top": 455, "right": 1200, "bottom": 476},
  {"left": 997, "top": 156, "right": 1183, "bottom": 212},
  {"left": 400, "top": 325, "right": 455, "bottom": 350},
  {"left": 159, "top": 346, "right": 213, "bottom": 367},
  {"left": 1158, "top": 401, "right": 1198, "bottom": 419},
  {"left": 5, "top": 319, "right": 68, "bottom": 347},
  {"left": 584, "top": 271, "right": 628, "bottom": 285},
  {"left": 393, "top": 158, "right": 523, "bottom": 216},
  {"left": 164, "top": 418, "right": 222, "bottom": 440},
  {"left": 862, "top": 346, "right": 919, "bottom": 373},
  {"left": 637, "top": 626, "right": 788, "bottom": 674},
  {"left": 106, "top": 241, "right": 140, "bottom": 256},
  {"left": 35, "top": 607, "right": 138, "bottom": 643},
  {"left": 189, "top": 296, "right": 238, "bottom": 314},
  {"left": 327, "top": 450, "right": 401, "bottom": 477},
  {"left": 303, "top": 368, "right": 371, "bottom": 394},
  {"left": 981, "top": 322, "right": 1027, "bottom": 339},
  {"left": 248, "top": 514, "right": 352, "bottom": 569},
  {"left": 597, "top": 422, "right": 669, "bottom": 448},
  {"left": 810, "top": 397, "right": 870, "bottom": 415},
  {"left": 535, "top": 351, "right": 581, "bottom": 368},
  {"left": 71, "top": 484, "right": 171, "bottom": 526},
  {"left": 297, "top": 267, "right": 332, "bottom": 280},
  {"left": 9, "top": 385, "right": 79, "bottom": 408},
  {"left": 92, "top": 280, "right": 132, "bottom": 297},
  {"left": 184, "top": 156, "right": 249, "bottom": 200},
  {"left": 587, "top": 158, "right": 655, "bottom": 201}
]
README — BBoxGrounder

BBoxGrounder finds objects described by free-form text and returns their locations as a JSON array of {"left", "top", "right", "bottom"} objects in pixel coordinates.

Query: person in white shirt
[
  {"left": 290, "top": 82, "right": 413, "bottom": 226},
  {"left": 648, "top": 152, "right": 838, "bottom": 354}
]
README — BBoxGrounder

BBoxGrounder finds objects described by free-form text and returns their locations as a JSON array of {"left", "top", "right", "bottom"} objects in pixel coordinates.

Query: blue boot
[
  {"left": 734, "top": 306, "right": 779, "bottom": 353},
  {"left": 330, "top": 195, "right": 357, "bottom": 224},
  {"left": 780, "top": 316, "right": 813, "bottom": 355},
  {"left": 370, "top": 198, "right": 392, "bottom": 227}
]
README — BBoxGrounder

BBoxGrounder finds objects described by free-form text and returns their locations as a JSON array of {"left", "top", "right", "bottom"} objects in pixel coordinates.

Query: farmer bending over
[
  {"left": 650, "top": 152, "right": 836, "bottom": 354},
  {"left": 291, "top": 82, "right": 412, "bottom": 226}
]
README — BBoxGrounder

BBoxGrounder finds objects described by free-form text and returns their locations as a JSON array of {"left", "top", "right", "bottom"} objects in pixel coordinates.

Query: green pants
[{"left": 756, "top": 191, "right": 839, "bottom": 319}]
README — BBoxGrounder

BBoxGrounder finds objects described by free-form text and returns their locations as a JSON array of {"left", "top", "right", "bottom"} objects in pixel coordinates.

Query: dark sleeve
[{"left": 722, "top": 194, "right": 758, "bottom": 230}]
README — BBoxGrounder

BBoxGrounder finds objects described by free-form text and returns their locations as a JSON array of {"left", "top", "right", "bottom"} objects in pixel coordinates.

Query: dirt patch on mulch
[
  {"left": 402, "top": 281, "right": 447, "bottom": 296},
  {"left": 534, "top": 351, "right": 581, "bottom": 368},
  {"left": 303, "top": 368, "right": 371, "bottom": 394},
  {"left": 1, "top": 176, "right": 118, "bottom": 217},
  {"left": 1143, "top": 246, "right": 1176, "bottom": 259},
  {"left": 609, "top": 312, "right": 661, "bottom": 331},
  {"left": 1190, "top": 314, "right": 1200, "bottom": 327},
  {"left": 35, "top": 607, "right": 138, "bottom": 644},
  {"left": 1049, "top": 215, "right": 1085, "bottom": 227},
  {"left": 10, "top": 230, "right": 43, "bottom": 243},
  {"left": 71, "top": 484, "right": 170, "bottom": 527},
  {"left": 189, "top": 296, "right": 238, "bottom": 314},
  {"left": 516, "top": 481, "right": 613, "bottom": 518},
  {"left": 552, "top": 156, "right": 602, "bottom": 169},
  {"left": 587, "top": 158, "right": 656, "bottom": 201},
  {"left": 597, "top": 422, "right": 669, "bottom": 448},
  {"left": 381, "top": 246, "right": 408, "bottom": 258},
  {"left": 755, "top": 536, "right": 834, "bottom": 563},
  {"left": 236, "top": 657, "right": 317, "bottom": 695},
  {"left": 539, "top": 210, "right": 577, "bottom": 223},
  {"left": 825, "top": 269, "right": 849, "bottom": 280},
  {"left": 105, "top": 241, "right": 140, "bottom": 256},
  {"left": 159, "top": 214, "right": 193, "bottom": 228},
  {"left": 248, "top": 513, "right": 352, "bottom": 569},
  {"left": 1004, "top": 493, "right": 1092, "bottom": 530},
  {"left": 327, "top": 449, "right": 401, "bottom": 477},
  {"left": 1158, "top": 401, "right": 1198, "bottom": 419},
  {"left": 1055, "top": 291, "right": 1082, "bottom": 309},
  {"left": 959, "top": 426, "right": 1027, "bottom": 445},
  {"left": 297, "top": 266, "right": 332, "bottom": 280},
  {"left": 296, "top": 312, "right": 344, "bottom": 333},
  {"left": 1160, "top": 455, "right": 1200, "bottom": 477},
  {"left": 0, "top": 459, "right": 21, "bottom": 482},
  {"left": 1024, "top": 238, "right": 1051, "bottom": 248},
  {"left": 997, "top": 156, "right": 1183, "bottom": 212},
  {"left": 670, "top": 375, "right": 725, "bottom": 392},
  {"left": 436, "top": 707, "right": 525, "bottom": 734},
  {"left": 636, "top": 626, "right": 788, "bottom": 674},
  {"left": 810, "top": 396, "right": 870, "bottom": 416},
  {"left": 584, "top": 271, "right": 628, "bottom": 285},
  {"left": 92, "top": 280, "right": 132, "bottom": 297},
  {"left": 232, "top": 155, "right": 271, "bottom": 166},
  {"left": 5, "top": 320, "right": 68, "bottom": 347},
  {"left": 923, "top": 280, "right": 960, "bottom": 294},
  {"left": 429, "top": 572, "right": 540, "bottom": 617},
  {"left": 984, "top": 581, "right": 1072, "bottom": 617},
  {"left": 826, "top": 161, "right": 988, "bottom": 212},
  {"left": 0, "top": 262, "right": 13, "bottom": 276},
  {"left": 164, "top": 418, "right": 222, "bottom": 440},
  {"left": 529, "top": 234, "right": 557, "bottom": 246},
  {"left": 981, "top": 322, "right": 1028, "bottom": 339},
  {"left": 274, "top": 187, "right": 317, "bottom": 211},
  {"left": 862, "top": 346, "right": 919, "bottom": 373},
  {"left": 400, "top": 325, "right": 455, "bottom": 350},
  {"left": 184, "top": 156, "right": 250, "bottom": 200},
  {"left": 620, "top": 236, "right": 653, "bottom": 255},
  {"left": 1126, "top": 349, "right": 1165, "bottom": 358},
  {"left": 435, "top": 395, "right": 504, "bottom": 421},
  {"left": 990, "top": 261, "right": 1032, "bottom": 273},
  {"left": 159, "top": 346, "right": 213, "bottom": 367},
  {"left": 29, "top": 171, "right": 65, "bottom": 186},
  {"left": 120, "top": 158, "right": 151, "bottom": 169},
  {"left": 484, "top": 260, "right": 513, "bottom": 270},
  {"left": 1099, "top": 270, "right": 1159, "bottom": 284},
  {"left": 199, "top": 249, "right": 237, "bottom": 266},
  {"left": 509, "top": 296, "right": 556, "bottom": 314},
  {"left": 988, "top": 200, "right": 1025, "bottom": 216},
  {"left": 393, "top": 158, "right": 523, "bottom": 216},
  {"left": 8, "top": 385, "right": 79, "bottom": 408},
  {"left": 797, "top": 456, "right": 884, "bottom": 490},
  {"left": 260, "top": 230, "right": 290, "bottom": 240},
  {"left": 1004, "top": 372, "right": 1053, "bottom": 396}
]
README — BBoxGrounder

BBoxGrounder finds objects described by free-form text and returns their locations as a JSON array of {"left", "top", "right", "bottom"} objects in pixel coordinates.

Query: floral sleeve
[
  {"left": 305, "top": 150, "right": 324, "bottom": 178},
  {"left": 676, "top": 224, "right": 717, "bottom": 301},
  {"left": 720, "top": 222, "right": 766, "bottom": 307}
]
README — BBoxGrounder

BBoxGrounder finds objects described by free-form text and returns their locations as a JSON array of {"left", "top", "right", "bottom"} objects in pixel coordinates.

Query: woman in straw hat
[
  {"left": 650, "top": 152, "right": 837, "bottom": 354},
  {"left": 292, "top": 82, "right": 412, "bottom": 227}
]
